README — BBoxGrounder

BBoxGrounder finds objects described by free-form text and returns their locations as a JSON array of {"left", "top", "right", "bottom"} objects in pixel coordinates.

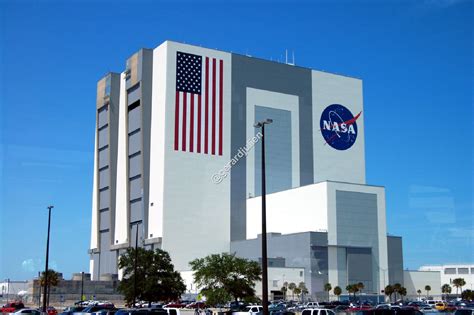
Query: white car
[
  {"left": 14, "top": 309, "right": 41, "bottom": 315},
  {"left": 233, "top": 306, "right": 263, "bottom": 315},
  {"left": 302, "top": 309, "right": 336, "bottom": 315}
]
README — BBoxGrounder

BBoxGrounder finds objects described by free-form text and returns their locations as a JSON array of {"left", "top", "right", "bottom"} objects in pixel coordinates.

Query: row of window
[{"left": 444, "top": 267, "right": 474, "bottom": 275}]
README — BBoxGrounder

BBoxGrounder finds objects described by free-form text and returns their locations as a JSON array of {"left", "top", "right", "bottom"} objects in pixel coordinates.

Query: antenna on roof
[
  {"left": 285, "top": 49, "right": 288, "bottom": 64},
  {"left": 292, "top": 50, "right": 295, "bottom": 65}
]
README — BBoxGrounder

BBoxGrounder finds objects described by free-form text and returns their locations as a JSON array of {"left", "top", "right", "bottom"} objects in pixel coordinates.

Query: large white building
[{"left": 89, "top": 40, "right": 405, "bottom": 300}]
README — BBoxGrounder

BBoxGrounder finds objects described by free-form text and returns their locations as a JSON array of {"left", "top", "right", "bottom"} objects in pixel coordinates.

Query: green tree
[
  {"left": 293, "top": 287, "right": 302, "bottom": 301},
  {"left": 357, "top": 282, "right": 364, "bottom": 304},
  {"left": 441, "top": 284, "right": 452, "bottom": 300},
  {"left": 452, "top": 278, "right": 466, "bottom": 296},
  {"left": 346, "top": 284, "right": 359, "bottom": 301},
  {"left": 384, "top": 285, "right": 394, "bottom": 302},
  {"left": 324, "top": 283, "right": 332, "bottom": 301},
  {"left": 461, "top": 289, "right": 473, "bottom": 300},
  {"left": 417, "top": 289, "right": 422, "bottom": 300},
  {"left": 281, "top": 286, "right": 288, "bottom": 300},
  {"left": 333, "top": 286, "right": 342, "bottom": 301},
  {"left": 189, "top": 253, "right": 261, "bottom": 306},
  {"left": 393, "top": 283, "right": 402, "bottom": 301},
  {"left": 118, "top": 248, "right": 185, "bottom": 305},
  {"left": 288, "top": 282, "right": 297, "bottom": 300},
  {"left": 298, "top": 282, "right": 308, "bottom": 302},
  {"left": 40, "top": 269, "right": 60, "bottom": 306},
  {"left": 425, "top": 285, "right": 431, "bottom": 298},
  {"left": 399, "top": 287, "right": 407, "bottom": 301}
]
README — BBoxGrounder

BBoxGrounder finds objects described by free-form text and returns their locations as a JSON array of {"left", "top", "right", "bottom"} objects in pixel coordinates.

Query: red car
[
  {"left": 46, "top": 306, "right": 58, "bottom": 315},
  {"left": 1, "top": 302, "right": 25, "bottom": 313},
  {"left": 186, "top": 302, "right": 207, "bottom": 309},
  {"left": 164, "top": 302, "right": 187, "bottom": 308}
]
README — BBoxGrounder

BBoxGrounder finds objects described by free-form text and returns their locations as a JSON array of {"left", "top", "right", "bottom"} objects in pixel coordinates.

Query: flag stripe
[
  {"left": 205, "top": 57, "right": 209, "bottom": 154},
  {"left": 219, "top": 59, "right": 223, "bottom": 156},
  {"left": 197, "top": 95, "right": 201, "bottom": 153},
  {"left": 174, "top": 91, "right": 180, "bottom": 151},
  {"left": 190, "top": 94, "right": 194, "bottom": 152},
  {"left": 212, "top": 58, "right": 216, "bottom": 155},
  {"left": 182, "top": 92, "right": 187, "bottom": 151}
]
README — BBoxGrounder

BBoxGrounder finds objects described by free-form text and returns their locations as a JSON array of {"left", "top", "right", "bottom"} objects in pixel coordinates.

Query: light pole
[
  {"left": 254, "top": 118, "right": 272, "bottom": 315},
  {"left": 132, "top": 222, "right": 140, "bottom": 308},
  {"left": 80, "top": 271, "right": 84, "bottom": 302},
  {"left": 43, "top": 205, "right": 54, "bottom": 313}
]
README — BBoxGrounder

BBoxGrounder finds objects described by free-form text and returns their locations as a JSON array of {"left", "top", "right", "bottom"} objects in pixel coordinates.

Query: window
[
  {"left": 302, "top": 311, "right": 311, "bottom": 315},
  {"left": 444, "top": 268, "right": 456, "bottom": 274},
  {"left": 300, "top": 271, "right": 303, "bottom": 277},
  {"left": 458, "top": 268, "right": 469, "bottom": 274}
]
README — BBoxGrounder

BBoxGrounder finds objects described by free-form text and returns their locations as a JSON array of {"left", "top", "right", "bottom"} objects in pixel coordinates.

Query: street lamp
[
  {"left": 43, "top": 205, "right": 54, "bottom": 313},
  {"left": 131, "top": 222, "right": 141, "bottom": 308},
  {"left": 254, "top": 118, "right": 273, "bottom": 315}
]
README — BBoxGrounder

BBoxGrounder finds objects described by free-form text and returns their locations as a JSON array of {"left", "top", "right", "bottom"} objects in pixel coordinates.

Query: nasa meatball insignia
[{"left": 320, "top": 104, "right": 361, "bottom": 151}]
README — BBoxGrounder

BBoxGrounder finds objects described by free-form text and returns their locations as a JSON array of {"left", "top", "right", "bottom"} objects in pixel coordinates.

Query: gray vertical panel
[
  {"left": 129, "top": 154, "right": 141, "bottom": 178},
  {"left": 128, "top": 105, "right": 142, "bottom": 132},
  {"left": 140, "top": 49, "right": 153, "bottom": 240},
  {"left": 254, "top": 106, "right": 292, "bottom": 195},
  {"left": 99, "top": 210, "right": 110, "bottom": 230},
  {"left": 230, "top": 54, "right": 313, "bottom": 241},
  {"left": 128, "top": 131, "right": 142, "bottom": 155},
  {"left": 99, "top": 231, "right": 115, "bottom": 275},
  {"left": 347, "top": 247, "right": 373, "bottom": 291},
  {"left": 129, "top": 176, "right": 142, "bottom": 200},
  {"left": 130, "top": 200, "right": 143, "bottom": 223},
  {"left": 98, "top": 127, "right": 109, "bottom": 148},
  {"left": 127, "top": 85, "right": 141, "bottom": 106},
  {"left": 98, "top": 147, "right": 109, "bottom": 169},
  {"left": 99, "top": 188, "right": 110, "bottom": 210},
  {"left": 98, "top": 106, "right": 109, "bottom": 128},
  {"left": 387, "top": 236, "right": 404, "bottom": 285},
  {"left": 99, "top": 168, "right": 110, "bottom": 189},
  {"left": 130, "top": 222, "right": 144, "bottom": 247}
]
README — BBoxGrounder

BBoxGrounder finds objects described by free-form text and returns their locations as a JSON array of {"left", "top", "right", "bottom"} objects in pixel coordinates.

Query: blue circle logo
[{"left": 320, "top": 104, "right": 361, "bottom": 150}]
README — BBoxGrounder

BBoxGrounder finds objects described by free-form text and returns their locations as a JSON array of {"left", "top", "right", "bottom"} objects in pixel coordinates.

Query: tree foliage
[
  {"left": 189, "top": 253, "right": 261, "bottom": 306},
  {"left": 425, "top": 285, "right": 431, "bottom": 297},
  {"left": 384, "top": 285, "right": 394, "bottom": 302},
  {"left": 461, "top": 289, "right": 473, "bottom": 300},
  {"left": 40, "top": 269, "right": 61, "bottom": 306},
  {"left": 118, "top": 248, "right": 186, "bottom": 305},
  {"left": 441, "top": 284, "right": 452, "bottom": 299},
  {"left": 452, "top": 278, "right": 466, "bottom": 295},
  {"left": 333, "top": 286, "right": 342, "bottom": 300}
]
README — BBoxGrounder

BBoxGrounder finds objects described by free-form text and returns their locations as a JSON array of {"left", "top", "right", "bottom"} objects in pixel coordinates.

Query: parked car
[
  {"left": 302, "top": 309, "right": 336, "bottom": 315},
  {"left": 60, "top": 306, "right": 86, "bottom": 315},
  {"left": 13, "top": 309, "right": 41, "bottom": 315},
  {"left": 2, "top": 302, "right": 25, "bottom": 313},
  {"left": 163, "top": 303, "right": 186, "bottom": 309},
  {"left": 304, "top": 303, "right": 321, "bottom": 309},
  {"left": 243, "top": 306, "right": 263, "bottom": 315},
  {"left": 47, "top": 306, "right": 58, "bottom": 315},
  {"left": 454, "top": 309, "right": 474, "bottom": 315},
  {"left": 186, "top": 302, "right": 206, "bottom": 309}
]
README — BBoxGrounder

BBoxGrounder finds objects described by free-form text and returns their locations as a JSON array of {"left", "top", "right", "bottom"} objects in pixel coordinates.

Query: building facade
[
  {"left": 419, "top": 264, "right": 474, "bottom": 294},
  {"left": 90, "top": 40, "right": 400, "bottom": 299}
]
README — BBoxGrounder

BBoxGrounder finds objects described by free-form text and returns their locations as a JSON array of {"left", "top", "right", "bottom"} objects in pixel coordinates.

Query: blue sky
[{"left": 1, "top": 0, "right": 472, "bottom": 280}]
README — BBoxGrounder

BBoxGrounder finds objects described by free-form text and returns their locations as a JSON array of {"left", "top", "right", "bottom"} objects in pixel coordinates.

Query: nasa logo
[{"left": 320, "top": 104, "right": 362, "bottom": 150}]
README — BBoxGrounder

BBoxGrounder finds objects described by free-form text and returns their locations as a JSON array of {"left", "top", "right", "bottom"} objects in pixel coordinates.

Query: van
[{"left": 302, "top": 309, "right": 335, "bottom": 315}]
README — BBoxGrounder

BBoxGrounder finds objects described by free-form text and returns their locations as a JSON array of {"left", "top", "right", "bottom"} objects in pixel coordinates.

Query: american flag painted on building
[{"left": 174, "top": 51, "right": 224, "bottom": 156}]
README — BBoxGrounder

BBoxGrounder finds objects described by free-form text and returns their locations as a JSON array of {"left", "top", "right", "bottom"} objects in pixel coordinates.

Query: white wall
[
  {"left": 246, "top": 182, "right": 328, "bottom": 239},
  {"left": 153, "top": 41, "right": 232, "bottom": 270},
  {"left": 404, "top": 270, "right": 442, "bottom": 298},
  {"left": 312, "top": 71, "right": 366, "bottom": 185}
]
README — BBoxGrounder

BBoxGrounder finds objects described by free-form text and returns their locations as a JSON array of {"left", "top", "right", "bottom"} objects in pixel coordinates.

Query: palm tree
[
  {"left": 281, "top": 286, "right": 288, "bottom": 301},
  {"left": 452, "top": 278, "right": 466, "bottom": 296},
  {"left": 346, "top": 284, "right": 359, "bottom": 302},
  {"left": 298, "top": 282, "right": 308, "bottom": 302},
  {"left": 441, "top": 284, "right": 452, "bottom": 300},
  {"left": 425, "top": 285, "right": 431, "bottom": 298},
  {"left": 333, "top": 286, "right": 342, "bottom": 301},
  {"left": 384, "top": 285, "right": 394, "bottom": 302},
  {"left": 40, "top": 269, "right": 60, "bottom": 306},
  {"left": 417, "top": 289, "right": 422, "bottom": 301},
  {"left": 293, "top": 287, "right": 302, "bottom": 301},
  {"left": 324, "top": 283, "right": 332, "bottom": 301},
  {"left": 288, "top": 282, "right": 296, "bottom": 300},
  {"left": 399, "top": 287, "right": 407, "bottom": 301},
  {"left": 393, "top": 283, "right": 402, "bottom": 301},
  {"left": 357, "top": 282, "right": 364, "bottom": 304}
]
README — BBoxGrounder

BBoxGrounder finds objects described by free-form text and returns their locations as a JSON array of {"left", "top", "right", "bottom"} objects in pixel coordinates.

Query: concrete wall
[
  {"left": 404, "top": 270, "right": 441, "bottom": 299},
  {"left": 387, "top": 236, "right": 404, "bottom": 286}
]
